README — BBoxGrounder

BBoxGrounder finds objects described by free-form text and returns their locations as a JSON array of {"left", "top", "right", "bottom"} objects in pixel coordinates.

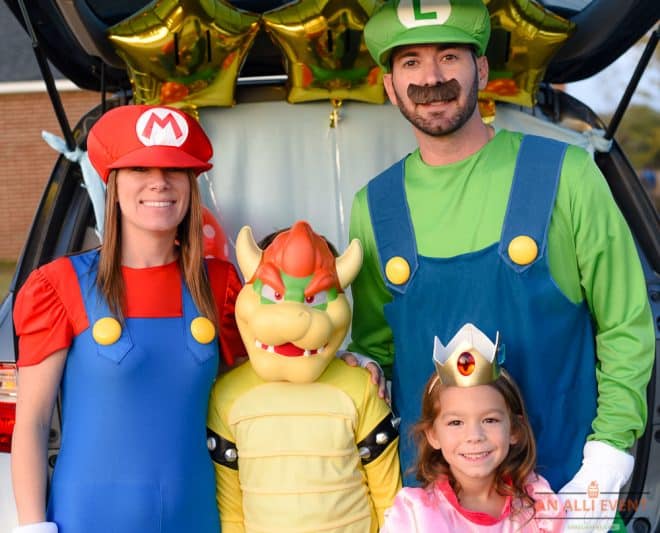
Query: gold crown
[{"left": 432, "top": 323, "right": 503, "bottom": 387}]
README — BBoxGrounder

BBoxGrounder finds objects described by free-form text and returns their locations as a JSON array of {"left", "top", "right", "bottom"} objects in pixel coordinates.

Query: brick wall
[{"left": 0, "top": 90, "right": 101, "bottom": 261}]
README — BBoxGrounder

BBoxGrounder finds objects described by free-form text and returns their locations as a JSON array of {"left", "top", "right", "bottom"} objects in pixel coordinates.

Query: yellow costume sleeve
[
  {"left": 207, "top": 369, "right": 246, "bottom": 533},
  {"left": 214, "top": 463, "right": 244, "bottom": 533},
  {"left": 354, "top": 369, "right": 402, "bottom": 525},
  {"left": 364, "top": 436, "right": 401, "bottom": 525}
]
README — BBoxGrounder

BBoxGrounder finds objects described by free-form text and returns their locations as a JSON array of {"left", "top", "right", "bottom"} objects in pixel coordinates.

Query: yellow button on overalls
[
  {"left": 92, "top": 317, "right": 122, "bottom": 345},
  {"left": 385, "top": 256, "right": 410, "bottom": 285},
  {"left": 508, "top": 235, "right": 538, "bottom": 265},
  {"left": 191, "top": 317, "right": 216, "bottom": 344}
]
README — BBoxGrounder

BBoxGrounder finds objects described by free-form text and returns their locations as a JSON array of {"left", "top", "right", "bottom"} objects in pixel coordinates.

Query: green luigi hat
[{"left": 365, "top": 0, "right": 491, "bottom": 72}]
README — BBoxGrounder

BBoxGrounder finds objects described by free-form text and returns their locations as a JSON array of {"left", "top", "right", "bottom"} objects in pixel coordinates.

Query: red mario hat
[{"left": 87, "top": 105, "right": 213, "bottom": 182}]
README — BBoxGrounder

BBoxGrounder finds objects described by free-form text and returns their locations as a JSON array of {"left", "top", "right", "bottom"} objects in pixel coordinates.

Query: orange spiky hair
[{"left": 253, "top": 221, "right": 340, "bottom": 296}]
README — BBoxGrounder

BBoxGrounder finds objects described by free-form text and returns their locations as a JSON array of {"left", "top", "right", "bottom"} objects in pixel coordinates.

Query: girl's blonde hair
[
  {"left": 97, "top": 170, "right": 217, "bottom": 325},
  {"left": 413, "top": 370, "right": 537, "bottom": 512}
]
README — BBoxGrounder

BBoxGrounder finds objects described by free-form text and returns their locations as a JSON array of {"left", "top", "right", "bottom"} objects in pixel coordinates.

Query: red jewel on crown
[{"left": 457, "top": 352, "right": 475, "bottom": 376}]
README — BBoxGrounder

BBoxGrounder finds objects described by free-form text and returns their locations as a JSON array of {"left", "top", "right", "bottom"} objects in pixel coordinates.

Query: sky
[{"left": 564, "top": 39, "right": 659, "bottom": 114}]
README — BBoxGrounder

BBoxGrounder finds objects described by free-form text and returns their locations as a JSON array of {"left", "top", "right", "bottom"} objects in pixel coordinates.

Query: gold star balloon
[
  {"left": 108, "top": 0, "right": 260, "bottom": 113},
  {"left": 480, "top": 0, "right": 574, "bottom": 108},
  {"left": 263, "top": 0, "right": 385, "bottom": 104}
]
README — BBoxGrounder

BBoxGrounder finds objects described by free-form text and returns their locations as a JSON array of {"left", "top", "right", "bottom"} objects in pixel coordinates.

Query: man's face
[{"left": 383, "top": 44, "right": 488, "bottom": 137}]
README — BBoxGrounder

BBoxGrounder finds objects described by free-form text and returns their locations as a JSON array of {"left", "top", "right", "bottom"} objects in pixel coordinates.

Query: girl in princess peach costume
[{"left": 381, "top": 324, "right": 566, "bottom": 533}]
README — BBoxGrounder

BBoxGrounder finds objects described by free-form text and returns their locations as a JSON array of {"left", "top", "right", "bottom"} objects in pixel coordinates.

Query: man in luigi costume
[{"left": 347, "top": 0, "right": 654, "bottom": 529}]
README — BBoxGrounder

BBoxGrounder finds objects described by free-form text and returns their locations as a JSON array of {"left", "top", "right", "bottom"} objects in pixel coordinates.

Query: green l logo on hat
[
  {"left": 398, "top": 0, "right": 451, "bottom": 28},
  {"left": 364, "top": 0, "right": 491, "bottom": 71}
]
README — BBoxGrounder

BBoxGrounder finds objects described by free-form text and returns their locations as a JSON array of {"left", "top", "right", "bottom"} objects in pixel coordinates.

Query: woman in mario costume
[{"left": 11, "top": 105, "right": 245, "bottom": 533}]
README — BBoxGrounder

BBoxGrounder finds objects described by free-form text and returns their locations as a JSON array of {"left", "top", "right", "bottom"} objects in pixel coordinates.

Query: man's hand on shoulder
[{"left": 338, "top": 350, "right": 389, "bottom": 404}]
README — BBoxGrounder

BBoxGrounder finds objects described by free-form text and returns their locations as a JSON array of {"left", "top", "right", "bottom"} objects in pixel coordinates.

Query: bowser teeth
[{"left": 255, "top": 339, "right": 326, "bottom": 356}]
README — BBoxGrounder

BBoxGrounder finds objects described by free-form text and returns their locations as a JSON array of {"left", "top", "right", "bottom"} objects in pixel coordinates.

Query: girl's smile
[{"left": 425, "top": 384, "right": 517, "bottom": 488}]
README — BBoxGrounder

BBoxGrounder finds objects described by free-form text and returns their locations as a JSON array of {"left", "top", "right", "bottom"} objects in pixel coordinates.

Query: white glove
[
  {"left": 559, "top": 441, "right": 634, "bottom": 533},
  {"left": 12, "top": 523, "right": 58, "bottom": 533}
]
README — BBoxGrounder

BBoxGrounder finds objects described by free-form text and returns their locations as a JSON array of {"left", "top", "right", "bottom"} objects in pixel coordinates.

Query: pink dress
[{"left": 381, "top": 474, "right": 565, "bottom": 532}]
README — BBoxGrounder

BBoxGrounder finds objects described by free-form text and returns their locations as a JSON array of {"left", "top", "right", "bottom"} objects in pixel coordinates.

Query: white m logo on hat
[
  {"left": 397, "top": 0, "right": 451, "bottom": 28},
  {"left": 136, "top": 108, "right": 189, "bottom": 147}
]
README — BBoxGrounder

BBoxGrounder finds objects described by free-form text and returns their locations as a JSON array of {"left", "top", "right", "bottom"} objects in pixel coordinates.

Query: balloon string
[
  {"left": 329, "top": 98, "right": 343, "bottom": 128},
  {"left": 328, "top": 102, "right": 346, "bottom": 246}
]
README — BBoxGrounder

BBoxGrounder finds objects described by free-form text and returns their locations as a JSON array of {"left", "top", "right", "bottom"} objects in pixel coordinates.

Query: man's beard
[{"left": 393, "top": 72, "right": 479, "bottom": 137}]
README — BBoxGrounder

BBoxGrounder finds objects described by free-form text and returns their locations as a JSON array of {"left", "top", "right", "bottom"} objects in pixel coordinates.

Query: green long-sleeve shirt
[{"left": 348, "top": 129, "right": 654, "bottom": 451}]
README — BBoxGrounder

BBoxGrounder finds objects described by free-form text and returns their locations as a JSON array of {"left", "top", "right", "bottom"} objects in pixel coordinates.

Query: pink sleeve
[
  {"left": 380, "top": 488, "right": 418, "bottom": 533},
  {"left": 13, "top": 258, "right": 87, "bottom": 366},
  {"left": 526, "top": 474, "right": 566, "bottom": 533}
]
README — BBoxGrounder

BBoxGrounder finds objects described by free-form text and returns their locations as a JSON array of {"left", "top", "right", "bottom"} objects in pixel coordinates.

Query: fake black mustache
[{"left": 407, "top": 79, "right": 461, "bottom": 104}]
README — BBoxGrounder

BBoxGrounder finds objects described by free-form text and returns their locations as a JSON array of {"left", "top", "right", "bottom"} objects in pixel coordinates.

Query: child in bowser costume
[{"left": 207, "top": 221, "right": 402, "bottom": 533}]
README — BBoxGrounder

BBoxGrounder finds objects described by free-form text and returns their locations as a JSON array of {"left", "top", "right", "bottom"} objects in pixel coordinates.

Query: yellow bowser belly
[{"left": 228, "top": 381, "right": 376, "bottom": 533}]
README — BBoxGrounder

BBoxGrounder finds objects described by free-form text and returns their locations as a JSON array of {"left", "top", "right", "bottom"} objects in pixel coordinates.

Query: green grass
[{"left": 0, "top": 261, "right": 17, "bottom": 297}]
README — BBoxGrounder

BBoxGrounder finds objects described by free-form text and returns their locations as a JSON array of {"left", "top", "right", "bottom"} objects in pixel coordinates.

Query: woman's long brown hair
[
  {"left": 413, "top": 370, "right": 537, "bottom": 515},
  {"left": 97, "top": 170, "right": 217, "bottom": 325}
]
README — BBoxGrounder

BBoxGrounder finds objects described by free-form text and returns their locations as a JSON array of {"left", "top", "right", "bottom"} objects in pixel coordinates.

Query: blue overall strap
[
  {"left": 498, "top": 135, "right": 568, "bottom": 271},
  {"left": 367, "top": 159, "right": 418, "bottom": 294},
  {"left": 69, "top": 249, "right": 134, "bottom": 363},
  {"left": 69, "top": 250, "right": 107, "bottom": 323},
  {"left": 182, "top": 272, "right": 217, "bottom": 364}
]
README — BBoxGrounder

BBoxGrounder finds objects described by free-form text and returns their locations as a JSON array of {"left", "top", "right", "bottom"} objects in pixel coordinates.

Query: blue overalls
[
  {"left": 47, "top": 250, "right": 221, "bottom": 533},
  {"left": 367, "top": 135, "right": 597, "bottom": 490}
]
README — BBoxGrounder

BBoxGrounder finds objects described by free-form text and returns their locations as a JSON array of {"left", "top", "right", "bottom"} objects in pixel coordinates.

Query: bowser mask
[{"left": 234, "top": 221, "right": 363, "bottom": 383}]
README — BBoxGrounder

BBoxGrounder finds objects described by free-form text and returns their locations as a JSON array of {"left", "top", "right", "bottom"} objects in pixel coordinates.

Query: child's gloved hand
[
  {"left": 12, "top": 523, "right": 58, "bottom": 533},
  {"left": 558, "top": 441, "right": 634, "bottom": 533}
]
